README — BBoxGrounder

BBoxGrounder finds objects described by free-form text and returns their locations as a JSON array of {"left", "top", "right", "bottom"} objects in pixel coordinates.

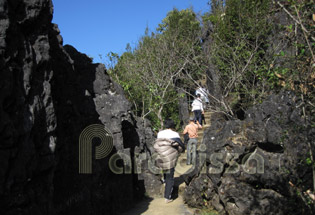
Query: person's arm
[
  {"left": 171, "top": 137, "right": 185, "bottom": 151},
  {"left": 183, "top": 126, "right": 188, "bottom": 134},
  {"left": 200, "top": 100, "right": 204, "bottom": 113},
  {"left": 196, "top": 121, "right": 202, "bottom": 129}
]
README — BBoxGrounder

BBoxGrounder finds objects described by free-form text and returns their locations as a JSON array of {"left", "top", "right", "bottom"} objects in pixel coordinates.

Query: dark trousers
[
  {"left": 164, "top": 167, "right": 175, "bottom": 199},
  {"left": 194, "top": 110, "right": 202, "bottom": 125}
]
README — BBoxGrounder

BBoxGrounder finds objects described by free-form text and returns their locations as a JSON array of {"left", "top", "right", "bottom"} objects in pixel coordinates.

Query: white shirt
[
  {"left": 196, "top": 87, "right": 209, "bottom": 101},
  {"left": 157, "top": 129, "right": 180, "bottom": 139},
  {"left": 191, "top": 98, "right": 204, "bottom": 112},
  {"left": 196, "top": 87, "right": 207, "bottom": 97}
]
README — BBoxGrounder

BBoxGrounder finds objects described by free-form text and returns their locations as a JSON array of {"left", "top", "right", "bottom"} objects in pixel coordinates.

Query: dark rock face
[
  {"left": 178, "top": 88, "right": 190, "bottom": 128},
  {"left": 0, "top": 0, "right": 56, "bottom": 214},
  {"left": 0, "top": 0, "right": 160, "bottom": 214},
  {"left": 51, "top": 44, "right": 148, "bottom": 215},
  {"left": 201, "top": 21, "right": 223, "bottom": 108},
  {"left": 184, "top": 92, "right": 315, "bottom": 215}
]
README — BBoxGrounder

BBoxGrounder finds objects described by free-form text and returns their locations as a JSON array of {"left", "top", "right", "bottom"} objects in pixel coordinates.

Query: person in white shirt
[
  {"left": 191, "top": 94, "right": 204, "bottom": 125},
  {"left": 196, "top": 86, "right": 209, "bottom": 107}
]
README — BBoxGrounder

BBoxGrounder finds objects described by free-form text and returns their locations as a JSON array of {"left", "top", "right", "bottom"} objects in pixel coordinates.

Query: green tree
[
  {"left": 108, "top": 8, "right": 204, "bottom": 129},
  {"left": 203, "top": 0, "right": 314, "bottom": 117},
  {"left": 202, "top": 0, "right": 315, "bottom": 208},
  {"left": 202, "top": 0, "right": 277, "bottom": 116}
]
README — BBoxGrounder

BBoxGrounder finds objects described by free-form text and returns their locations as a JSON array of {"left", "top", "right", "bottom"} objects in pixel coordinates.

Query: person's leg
[
  {"left": 193, "top": 110, "right": 198, "bottom": 123},
  {"left": 191, "top": 139, "right": 197, "bottom": 165},
  {"left": 197, "top": 110, "right": 202, "bottom": 125},
  {"left": 186, "top": 139, "right": 192, "bottom": 165},
  {"left": 164, "top": 168, "right": 175, "bottom": 200}
]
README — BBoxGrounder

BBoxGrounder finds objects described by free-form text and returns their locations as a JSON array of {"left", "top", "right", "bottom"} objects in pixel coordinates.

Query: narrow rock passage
[{"left": 123, "top": 111, "right": 212, "bottom": 215}]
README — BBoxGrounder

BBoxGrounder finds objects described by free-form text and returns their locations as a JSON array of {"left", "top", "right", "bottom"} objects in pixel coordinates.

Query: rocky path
[{"left": 123, "top": 111, "right": 211, "bottom": 215}]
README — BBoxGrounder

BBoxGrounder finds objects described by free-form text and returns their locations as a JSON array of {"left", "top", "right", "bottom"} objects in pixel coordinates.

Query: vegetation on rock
[
  {"left": 107, "top": 0, "right": 314, "bottom": 213},
  {"left": 108, "top": 0, "right": 314, "bottom": 131}
]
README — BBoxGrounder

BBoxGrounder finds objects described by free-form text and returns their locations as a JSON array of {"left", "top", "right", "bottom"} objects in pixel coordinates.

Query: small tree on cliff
[{"left": 109, "top": 8, "right": 203, "bottom": 129}]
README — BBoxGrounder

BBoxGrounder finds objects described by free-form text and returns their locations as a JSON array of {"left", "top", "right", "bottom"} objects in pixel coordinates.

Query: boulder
[{"left": 184, "top": 91, "right": 315, "bottom": 215}]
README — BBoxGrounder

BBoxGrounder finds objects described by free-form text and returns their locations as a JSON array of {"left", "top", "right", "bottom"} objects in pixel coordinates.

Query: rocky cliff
[
  {"left": 183, "top": 91, "right": 315, "bottom": 215},
  {"left": 0, "top": 0, "right": 160, "bottom": 214}
]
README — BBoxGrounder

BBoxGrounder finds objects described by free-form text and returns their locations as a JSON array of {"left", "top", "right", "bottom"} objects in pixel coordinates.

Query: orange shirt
[{"left": 183, "top": 122, "right": 202, "bottom": 138}]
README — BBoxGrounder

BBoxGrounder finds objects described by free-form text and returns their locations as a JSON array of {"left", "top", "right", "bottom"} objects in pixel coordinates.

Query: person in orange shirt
[{"left": 183, "top": 116, "right": 202, "bottom": 165}]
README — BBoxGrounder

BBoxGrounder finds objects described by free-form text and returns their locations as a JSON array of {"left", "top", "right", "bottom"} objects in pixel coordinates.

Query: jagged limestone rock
[{"left": 184, "top": 91, "right": 314, "bottom": 215}]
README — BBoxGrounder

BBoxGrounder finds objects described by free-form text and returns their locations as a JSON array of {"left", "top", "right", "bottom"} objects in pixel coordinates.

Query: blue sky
[{"left": 52, "top": 0, "right": 210, "bottom": 64}]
